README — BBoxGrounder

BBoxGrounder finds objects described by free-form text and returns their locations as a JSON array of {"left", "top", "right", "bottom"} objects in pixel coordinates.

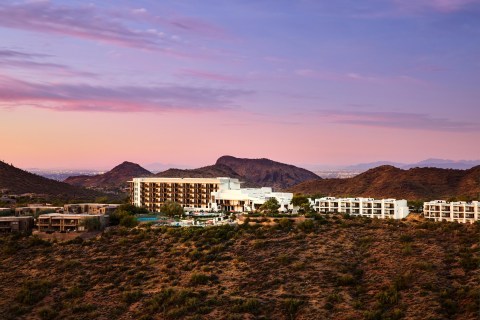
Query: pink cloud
[
  {"left": 393, "top": 0, "right": 480, "bottom": 13},
  {"left": 177, "top": 69, "right": 243, "bottom": 83},
  {"left": 314, "top": 109, "right": 480, "bottom": 132},
  {"left": 0, "top": 74, "right": 252, "bottom": 113}
]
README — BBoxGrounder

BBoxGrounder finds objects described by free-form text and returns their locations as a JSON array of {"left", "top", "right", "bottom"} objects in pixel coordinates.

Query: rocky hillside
[
  {"left": 0, "top": 161, "right": 102, "bottom": 200},
  {"left": 64, "top": 161, "right": 152, "bottom": 189},
  {"left": 156, "top": 164, "right": 245, "bottom": 181},
  {"left": 289, "top": 165, "right": 480, "bottom": 200},
  {"left": 0, "top": 217, "right": 478, "bottom": 319},
  {"left": 215, "top": 155, "right": 320, "bottom": 190}
]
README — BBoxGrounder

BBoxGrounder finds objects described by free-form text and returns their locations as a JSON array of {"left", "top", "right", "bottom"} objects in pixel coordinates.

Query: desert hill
[
  {"left": 65, "top": 156, "right": 319, "bottom": 191},
  {"left": 289, "top": 165, "right": 480, "bottom": 200},
  {"left": 0, "top": 161, "right": 102, "bottom": 199},
  {"left": 215, "top": 155, "right": 320, "bottom": 189},
  {"left": 0, "top": 218, "right": 478, "bottom": 319},
  {"left": 64, "top": 161, "right": 152, "bottom": 189}
]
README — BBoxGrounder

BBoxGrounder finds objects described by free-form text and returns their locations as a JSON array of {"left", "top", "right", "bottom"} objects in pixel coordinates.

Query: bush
[
  {"left": 38, "top": 307, "right": 58, "bottom": 320},
  {"left": 231, "top": 298, "right": 261, "bottom": 314},
  {"left": 123, "top": 290, "right": 143, "bottom": 304},
  {"left": 283, "top": 298, "right": 304, "bottom": 319},
  {"left": 297, "top": 220, "right": 315, "bottom": 233},
  {"left": 120, "top": 215, "right": 138, "bottom": 228},
  {"left": 16, "top": 279, "right": 52, "bottom": 305},
  {"left": 189, "top": 273, "right": 211, "bottom": 286}
]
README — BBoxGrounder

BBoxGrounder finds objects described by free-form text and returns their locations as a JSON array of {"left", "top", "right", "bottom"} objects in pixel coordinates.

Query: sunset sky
[{"left": 1, "top": 0, "right": 479, "bottom": 170}]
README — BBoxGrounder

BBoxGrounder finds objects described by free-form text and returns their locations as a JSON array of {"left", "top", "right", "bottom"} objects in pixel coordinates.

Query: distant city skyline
[{"left": 1, "top": 0, "right": 479, "bottom": 169}]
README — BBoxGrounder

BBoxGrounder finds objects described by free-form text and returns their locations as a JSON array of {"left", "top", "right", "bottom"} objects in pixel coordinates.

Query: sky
[{"left": 0, "top": 0, "right": 479, "bottom": 170}]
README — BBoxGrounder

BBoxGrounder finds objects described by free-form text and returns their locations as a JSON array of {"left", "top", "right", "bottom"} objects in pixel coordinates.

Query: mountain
[
  {"left": 288, "top": 165, "right": 480, "bottom": 200},
  {"left": 155, "top": 164, "right": 244, "bottom": 181},
  {"left": 344, "top": 161, "right": 406, "bottom": 171},
  {"left": 64, "top": 161, "right": 152, "bottom": 189},
  {"left": 215, "top": 155, "right": 320, "bottom": 190},
  {"left": 403, "top": 158, "right": 480, "bottom": 170},
  {"left": 0, "top": 161, "right": 102, "bottom": 199}
]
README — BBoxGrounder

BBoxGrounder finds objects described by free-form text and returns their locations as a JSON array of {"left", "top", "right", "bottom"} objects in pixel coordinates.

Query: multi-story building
[
  {"left": 423, "top": 200, "right": 479, "bottom": 223},
  {"left": 313, "top": 197, "right": 409, "bottom": 219},
  {"left": 0, "top": 216, "right": 34, "bottom": 233},
  {"left": 62, "top": 203, "right": 120, "bottom": 215},
  {"left": 129, "top": 177, "right": 294, "bottom": 213},
  {"left": 130, "top": 177, "right": 224, "bottom": 212},
  {"left": 37, "top": 213, "right": 108, "bottom": 232}
]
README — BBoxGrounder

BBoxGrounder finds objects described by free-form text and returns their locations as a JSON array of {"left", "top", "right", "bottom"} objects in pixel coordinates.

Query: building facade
[
  {"left": 62, "top": 203, "right": 120, "bottom": 215},
  {"left": 313, "top": 197, "right": 409, "bottom": 219},
  {"left": 423, "top": 200, "right": 479, "bottom": 223},
  {"left": 37, "top": 213, "right": 108, "bottom": 232},
  {"left": 130, "top": 177, "right": 294, "bottom": 213},
  {"left": 15, "top": 206, "right": 62, "bottom": 217},
  {"left": 0, "top": 216, "right": 34, "bottom": 233},
  {"left": 211, "top": 185, "right": 293, "bottom": 213},
  {"left": 130, "top": 177, "right": 224, "bottom": 212}
]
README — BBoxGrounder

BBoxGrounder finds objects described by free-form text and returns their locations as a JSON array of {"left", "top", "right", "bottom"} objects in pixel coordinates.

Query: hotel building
[
  {"left": 129, "top": 177, "right": 293, "bottom": 213},
  {"left": 0, "top": 216, "right": 34, "bottom": 233},
  {"left": 423, "top": 200, "right": 479, "bottom": 223},
  {"left": 37, "top": 213, "right": 108, "bottom": 232},
  {"left": 313, "top": 197, "right": 409, "bottom": 219},
  {"left": 62, "top": 203, "right": 120, "bottom": 215}
]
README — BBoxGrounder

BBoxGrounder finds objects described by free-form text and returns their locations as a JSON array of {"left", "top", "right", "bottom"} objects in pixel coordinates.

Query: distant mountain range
[
  {"left": 64, "top": 161, "right": 152, "bottom": 189},
  {"left": 289, "top": 165, "right": 480, "bottom": 201},
  {"left": 64, "top": 156, "right": 320, "bottom": 191},
  {"left": 0, "top": 161, "right": 104, "bottom": 200},
  {"left": 344, "top": 159, "right": 480, "bottom": 171}
]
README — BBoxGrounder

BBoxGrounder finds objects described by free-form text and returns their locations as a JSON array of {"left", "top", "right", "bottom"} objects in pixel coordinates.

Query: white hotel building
[
  {"left": 423, "top": 200, "right": 479, "bottom": 223},
  {"left": 129, "top": 177, "right": 293, "bottom": 213},
  {"left": 313, "top": 197, "right": 409, "bottom": 220}
]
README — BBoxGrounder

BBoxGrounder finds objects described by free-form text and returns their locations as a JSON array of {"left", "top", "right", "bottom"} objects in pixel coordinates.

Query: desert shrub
[
  {"left": 71, "top": 303, "right": 97, "bottom": 314},
  {"left": 189, "top": 273, "right": 211, "bottom": 286},
  {"left": 376, "top": 286, "right": 399, "bottom": 308},
  {"left": 38, "top": 307, "right": 58, "bottom": 320},
  {"left": 276, "top": 254, "right": 296, "bottom": 265},
  {"left": 65, "top": 285, "right": 84, "bottom": 299},
  {"left": 337, "top": 274, "right": 356, "bottom": 286},
  {"left": 399, "top": 234, "right": 414, "bottom": 243},
  {"left": 283, "top": 298, "right": 304, "bottom": 319},
  {"left": 120, "top": 215, "right": 138, "bottom": 228},
  {"left": 277, "top": 218, "right": 293, "bottom": 231},
  {"left": 231, "top": 298, "right": 261, "bottom": 314},
  {"left": 297, "top": 219, "right": 315, "bottom": 233},
  {"left": 402, "top": 243, "right": 413, "bottom": 255},
  {"left": 123, "top": 290, "right": 143, "bottom": 304},
  {"left": 16, "top": 279, "right": 52, "bottom": 305}
]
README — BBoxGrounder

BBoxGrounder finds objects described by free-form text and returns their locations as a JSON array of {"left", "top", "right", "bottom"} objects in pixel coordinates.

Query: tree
[
  {"left": 81, "top": 217, "right": 101, "bottom": 231},
  {"left": 291, "top": 195, "right": 314, "bottom": 214},
  {"left": 119, "top": 215, "right": 138, "bottom": 228},
  {"left": 161, "top": 201, "right": 184, "bottom": 217},
  {"left": 260, "top": 198, "right": 280, "bottom": 214}
]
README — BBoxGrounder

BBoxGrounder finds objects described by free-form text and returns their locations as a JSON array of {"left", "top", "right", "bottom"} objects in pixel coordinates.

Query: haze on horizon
[{"left": 1, "top": 0, "right": 479, "bottom": 170}]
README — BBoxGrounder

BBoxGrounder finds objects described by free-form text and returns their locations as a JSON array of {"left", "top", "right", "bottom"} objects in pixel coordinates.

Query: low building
[
  {"left": 0, "top": 216, "right": 34, "bottom": 233},
  {"left": 313, "top": 197, "right": 409, "bottom": 219},
  {"left": 37, "top": 213, "right": 108, "bottom": 232},
  {"left": 62, "top": 203, "right": 120, "bottom": 215},
  {"left": 211, "top": 184, "right": 293, "bottom": 213},
  {"left": 15, "top": 206, "right": 62, "bottom": 217},
  {"left": 423, "top": 200, "right": 479, "bottom": 223}
]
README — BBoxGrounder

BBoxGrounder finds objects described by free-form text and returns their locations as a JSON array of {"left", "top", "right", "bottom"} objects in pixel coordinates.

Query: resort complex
[
  {"left": 313, "top": 197, "right": 410, "bottom": 220},
  {"left": 423, "top": 200, "right": 479, "bottom": 223},
  {"left": 129, "top": 177, "right": 293, "bottom": 213}
]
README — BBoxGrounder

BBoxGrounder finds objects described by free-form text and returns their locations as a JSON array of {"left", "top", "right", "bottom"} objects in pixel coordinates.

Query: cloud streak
[
  {"left": 315, "top": 109, "right": 480, "bottom": 132},
  {"left": 0, "top": 74, "right": 252, "bottom": 113}
]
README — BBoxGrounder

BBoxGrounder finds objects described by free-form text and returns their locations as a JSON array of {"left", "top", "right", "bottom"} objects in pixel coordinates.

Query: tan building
[
  {"left": 129, "top": 177, "right": 225, "bottom": 212},
  {"left": 0, "top": 216, "right": 34, "bottom": 233},
  {"left": 15, "top": 206, "right": 61, "bottom": 216},
  {"left": 37, "top": 213, "right": 108, "bottom": 232},
  {"left": 63, "top": 203, "right": 120, "bottom": 215}
]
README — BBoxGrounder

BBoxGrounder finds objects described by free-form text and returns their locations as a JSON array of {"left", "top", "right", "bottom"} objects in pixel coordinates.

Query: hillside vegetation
[
  {"left": 0, "top": 216, "right": 478, "bottom": 320},
  {"left": 0, "top": 161, "right": 104, "bottom": 200},
  {"left": 289, "top": 165, "right": 480, "bottom": 201}
]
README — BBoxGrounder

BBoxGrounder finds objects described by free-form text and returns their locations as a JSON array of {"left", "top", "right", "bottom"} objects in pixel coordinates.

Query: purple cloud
[
  {"left": 393, "top": 0, "right": 480, "bottom": 13},
  {"left": 176, "top": 69, "right": 243, "bottom": 83},
  {"left": 0, "top": 1, "right": 228, "bottom": 55},
  {"left": 315, "top": 109, "right": 480, "bottom": 132},
  {"left": 0, "top": 74, "right": 252, "bottom": 113}
]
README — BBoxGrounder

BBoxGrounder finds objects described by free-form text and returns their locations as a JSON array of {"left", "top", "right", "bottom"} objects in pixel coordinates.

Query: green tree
[
  {"left": 260, "top": 198, "right": 280, "bottom": 214},
  {"left": 291, "top": 195, "right": 314, "bottom": 214},
  {"left": 119, "top": 215, "right": 138, "bottom": 228},
  {"left": 81, "top": 217, "right": 101, "bottom": 231},
  {"left": 161, "top": 201, "right": 184, "bottom": 217}
]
